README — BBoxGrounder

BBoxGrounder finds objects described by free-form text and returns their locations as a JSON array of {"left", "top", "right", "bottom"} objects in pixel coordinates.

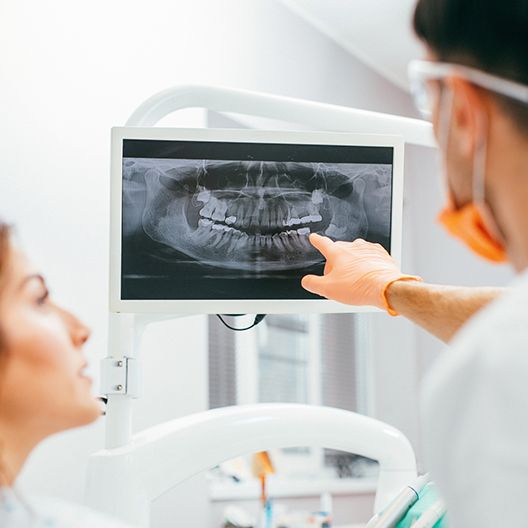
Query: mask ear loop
[
  {"left": 472, "top": 110, "right": 506, "bottom": 245},
  {"left": 437, "top": 84, "right": 455, "bottom": 205},
  {"left": 472, "top": 111, "right": 488, "bottom": 205}
]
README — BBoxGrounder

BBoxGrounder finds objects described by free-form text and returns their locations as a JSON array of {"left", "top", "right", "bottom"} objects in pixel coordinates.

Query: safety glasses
[{"left": 408, "top": 59, "right": 528, "bottom": 120}]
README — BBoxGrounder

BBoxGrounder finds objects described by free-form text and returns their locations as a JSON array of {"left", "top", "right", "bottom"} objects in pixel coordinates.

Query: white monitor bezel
[{"left": 110, "top": 127, "right": 404, "bottom": 314}]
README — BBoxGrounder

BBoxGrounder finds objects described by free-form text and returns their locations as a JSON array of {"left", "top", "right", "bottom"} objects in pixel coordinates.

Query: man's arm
[
  {"left": 301, "top": 234, "right": 505, "bottom": 343},
  {"left": 386, "top": 280, "right": 503, "bottom": 342}
]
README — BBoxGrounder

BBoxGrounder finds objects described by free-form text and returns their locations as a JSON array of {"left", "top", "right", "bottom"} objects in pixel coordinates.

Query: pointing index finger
[{"left": 308, "top": 233, "right": 335, "bottom": 258}]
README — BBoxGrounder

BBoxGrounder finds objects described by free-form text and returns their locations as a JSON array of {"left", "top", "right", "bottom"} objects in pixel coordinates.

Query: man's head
[
  {"left": 412, "top": 0, "right": 528, "bottom": 269},
  {"left": 413, "top": 0, "right": 528, "bottom": 134}
]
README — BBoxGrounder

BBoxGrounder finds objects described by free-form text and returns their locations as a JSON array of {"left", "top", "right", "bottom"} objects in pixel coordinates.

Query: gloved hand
[{"left": 301, "top": 234, "right": 422, "bottom": 315}]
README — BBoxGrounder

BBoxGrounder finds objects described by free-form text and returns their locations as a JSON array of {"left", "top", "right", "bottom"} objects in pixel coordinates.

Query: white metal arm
[
  {"left": 86, "top": 404, "right": 416, "bottom": 526},
  {"left": 93, "top": 85, "right": 424, "bottom": 527},
  {"left": 105, "top": 83, "right": 434, "bottom": 439},
  {"left": 126, "top": 83, "right": 435, "bottom": 147}
]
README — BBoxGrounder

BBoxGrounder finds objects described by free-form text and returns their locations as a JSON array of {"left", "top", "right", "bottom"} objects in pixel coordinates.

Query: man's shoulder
[
  {"left": 453, "top": 278, "right": 528, "bottom": 361},
  {"left": 422, "top": 278, "right": 528, "bottom": 416},
  {"left": 422, "top": 275, "right": 528, "bottom": 528}
]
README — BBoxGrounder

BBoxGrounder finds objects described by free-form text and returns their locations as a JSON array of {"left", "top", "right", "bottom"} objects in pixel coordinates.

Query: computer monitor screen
[{"left": 111, "top": 128, "right": 403, "bottom": 313}]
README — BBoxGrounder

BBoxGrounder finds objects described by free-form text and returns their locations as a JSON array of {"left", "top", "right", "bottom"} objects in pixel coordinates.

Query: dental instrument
[
  {"left": 251, "top": 451, "right": 275, "bottom": 528},
  {"left": 365, "top": 474, "right": 430, "bottom": 528},
  {"left": 410, "top": 499, "right": 447, "bottom": 528},
  {"left": 384, "top": 481, "right": 447, "bottom": 528}
]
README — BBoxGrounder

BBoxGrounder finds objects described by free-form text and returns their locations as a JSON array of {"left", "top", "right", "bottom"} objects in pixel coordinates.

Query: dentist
[{"left": 302, "top": 0, "right": 528, "bottom": 525}]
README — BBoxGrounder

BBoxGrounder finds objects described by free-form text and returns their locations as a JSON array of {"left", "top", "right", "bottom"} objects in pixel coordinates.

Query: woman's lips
[{"left": 78, "top": 363, "right": 93, "bottom": 384}]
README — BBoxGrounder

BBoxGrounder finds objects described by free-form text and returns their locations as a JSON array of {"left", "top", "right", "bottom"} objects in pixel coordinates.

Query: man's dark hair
[{"left": 413, "top": 0, "right": 528, "bottom": 133}]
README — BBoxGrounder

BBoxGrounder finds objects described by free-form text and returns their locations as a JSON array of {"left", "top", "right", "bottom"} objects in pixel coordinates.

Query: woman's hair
[
  {"left": 0, "top": 221, "right": 10, "bottom": 485},
  {"left": 0, "top": 222, "right": 10, "bottom": 278},
  {"left": 0, "top": 221, "right": 11, "bottom": 350},
  {"left": 413, "top": 0, "right": 528, "bottom": 134}
]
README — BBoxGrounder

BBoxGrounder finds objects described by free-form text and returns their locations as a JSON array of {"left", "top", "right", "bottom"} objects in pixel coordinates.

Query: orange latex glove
[{"left": 301, "top": 234, "right": 422, "bottom": 315}]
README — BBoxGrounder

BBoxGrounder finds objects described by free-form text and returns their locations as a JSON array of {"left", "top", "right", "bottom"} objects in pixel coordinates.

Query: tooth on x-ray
[{"left": 122, "top": 159, "right": 391, "bottom": 272}]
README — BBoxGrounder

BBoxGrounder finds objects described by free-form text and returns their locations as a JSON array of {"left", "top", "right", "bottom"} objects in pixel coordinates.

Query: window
[
  {"left": 208, "top": 313, "right": 377, "bottom": 479},
  {"left": 257, "top": 314, "right": 311, "bottom": 405}
]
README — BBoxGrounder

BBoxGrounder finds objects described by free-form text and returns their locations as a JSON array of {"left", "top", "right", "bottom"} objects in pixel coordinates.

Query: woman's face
[{"left": 0, "top": 243, "right": 100, "bottom": 438}]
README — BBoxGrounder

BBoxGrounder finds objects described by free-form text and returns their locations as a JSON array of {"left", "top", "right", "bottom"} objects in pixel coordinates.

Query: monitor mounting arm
[
  {"left": 104, "top": 83, "right": 433, "bottom": 447},
  {"left": 91, "top": 84, "right": 430, "bottom": 525}
]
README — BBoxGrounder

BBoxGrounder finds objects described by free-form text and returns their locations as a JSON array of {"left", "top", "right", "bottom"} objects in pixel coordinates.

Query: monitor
[{"left": 110, "top": 127, "right": 404, "bottom": 314}]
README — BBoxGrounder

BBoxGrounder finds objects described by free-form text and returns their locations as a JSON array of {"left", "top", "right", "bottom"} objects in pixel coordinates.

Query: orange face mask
[
  {"left": 438, "top": 197, "right": 507, "bottom": 263},
  {"left": 436, "top": 87, "right": 507, "bottom": 264}
]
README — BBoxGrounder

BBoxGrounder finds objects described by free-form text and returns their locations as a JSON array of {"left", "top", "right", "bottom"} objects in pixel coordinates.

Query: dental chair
[
  {"left": 86, "top": 86, "right": 436, "bottom": 527},
  {"left": 86, "top": 402, "right": 416, "bottom": 527}
]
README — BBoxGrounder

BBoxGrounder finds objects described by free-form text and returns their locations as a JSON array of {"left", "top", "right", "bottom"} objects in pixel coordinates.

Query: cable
[{"left": 216, "top": 314, "right": 267, "bottom": 331}]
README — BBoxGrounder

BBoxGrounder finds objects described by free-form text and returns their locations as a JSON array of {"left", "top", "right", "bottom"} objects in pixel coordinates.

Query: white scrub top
[
  {"left": 422, "top": 269, "right": 528, "bottom": 527},
  {"left": 0, "top": 487, "right": 132, "bottom": 528}
]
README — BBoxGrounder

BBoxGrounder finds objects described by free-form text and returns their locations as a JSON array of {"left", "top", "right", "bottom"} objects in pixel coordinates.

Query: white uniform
[
  {"left": 422, "top": 269, "right": 528, "bottom": 527},
  {"left": 0, "top": 487, "right": 132, "bottom": 528}
]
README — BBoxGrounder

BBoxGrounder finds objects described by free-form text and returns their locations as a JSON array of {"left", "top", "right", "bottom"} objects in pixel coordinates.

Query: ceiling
[{"left": 280, "top": 0, "right": 424, "bottom": 91}]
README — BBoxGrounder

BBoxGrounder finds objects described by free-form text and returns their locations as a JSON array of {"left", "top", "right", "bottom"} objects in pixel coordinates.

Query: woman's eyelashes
[{"left": 36, "top": 289, "right": 50, "bottom": 306}]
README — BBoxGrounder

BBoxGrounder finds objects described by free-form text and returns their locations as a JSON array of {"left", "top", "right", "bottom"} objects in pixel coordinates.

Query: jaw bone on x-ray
[{"left": 121, "top": 142, "right": 393, "bottom": 301}]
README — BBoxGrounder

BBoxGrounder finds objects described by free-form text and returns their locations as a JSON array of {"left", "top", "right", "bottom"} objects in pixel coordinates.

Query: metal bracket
[{"left": 100, "top": 357, "right": 140, "bottom": 397}]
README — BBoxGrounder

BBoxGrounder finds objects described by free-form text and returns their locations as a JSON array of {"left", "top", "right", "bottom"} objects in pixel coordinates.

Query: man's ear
[{"left": 448, "top": 77, "right": 489, "bottom": 158}]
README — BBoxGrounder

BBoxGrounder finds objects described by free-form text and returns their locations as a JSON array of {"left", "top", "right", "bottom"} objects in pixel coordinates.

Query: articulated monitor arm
[{"left": 125, "top": 83, "right": 434, "bottom": 147}]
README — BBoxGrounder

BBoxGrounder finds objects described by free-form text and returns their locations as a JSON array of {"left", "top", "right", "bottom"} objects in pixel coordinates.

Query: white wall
[{"left": 0, "top": 0, "right": 515, "bottom": 526}]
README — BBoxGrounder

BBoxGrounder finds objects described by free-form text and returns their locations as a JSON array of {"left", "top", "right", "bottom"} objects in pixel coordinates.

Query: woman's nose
[
  {"left": 74, "top": 321, "right": 91, "bottom": 347},
  {"left": 57, "top": 304, "right": 91, "bottom": 347}
]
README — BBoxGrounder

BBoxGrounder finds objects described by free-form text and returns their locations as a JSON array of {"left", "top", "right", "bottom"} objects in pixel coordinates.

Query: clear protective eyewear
[{"left": 408, "top": 59, "right": 528, "bottom": 120}]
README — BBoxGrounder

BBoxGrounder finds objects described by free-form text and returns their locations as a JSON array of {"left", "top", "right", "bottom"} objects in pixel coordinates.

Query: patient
[{"left": 0, "top": 221, "right": 131, "bottom": 526}]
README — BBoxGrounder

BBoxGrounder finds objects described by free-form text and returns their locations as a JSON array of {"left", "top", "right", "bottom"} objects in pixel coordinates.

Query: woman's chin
[
  {"left": 82, "top": 397, "right": 104, "bottom": 424},
  {"left": 69, "top": 394, "right": 103, "bottom": 428},
  {"left": 72, "top": 377, "right": 103, "bottom": 425}
]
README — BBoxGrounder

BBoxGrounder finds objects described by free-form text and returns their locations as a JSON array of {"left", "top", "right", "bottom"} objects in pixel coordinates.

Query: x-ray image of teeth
[
  {"left": 121, "top": 155, "right": 392, "bottom": 301},
  {"left": 123, "top": 159, "right": 391, "bottom": 272}
]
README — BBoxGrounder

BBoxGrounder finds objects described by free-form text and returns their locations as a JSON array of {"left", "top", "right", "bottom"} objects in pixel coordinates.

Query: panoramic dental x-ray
[{"left": 121, "top": 140, "right": 393, "bottom": 301}]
